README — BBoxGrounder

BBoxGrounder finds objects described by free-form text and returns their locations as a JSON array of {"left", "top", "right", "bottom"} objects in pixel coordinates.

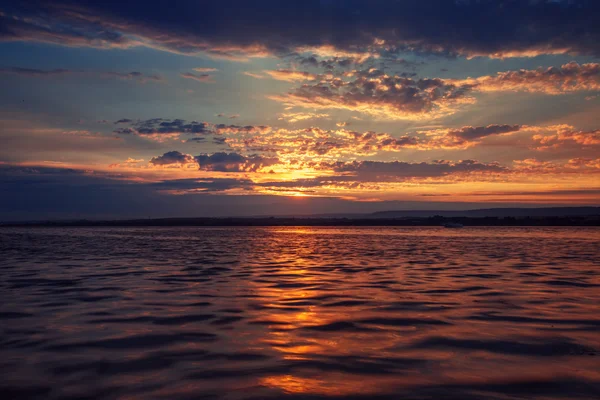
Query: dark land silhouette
[{"left": 2, "top": 207, "right": 599, "bottom": 227}]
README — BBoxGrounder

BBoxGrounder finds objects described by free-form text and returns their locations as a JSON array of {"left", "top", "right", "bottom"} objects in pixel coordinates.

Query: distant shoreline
[{"left": 2, "top": 215, "right": 599, "bottom": 227}]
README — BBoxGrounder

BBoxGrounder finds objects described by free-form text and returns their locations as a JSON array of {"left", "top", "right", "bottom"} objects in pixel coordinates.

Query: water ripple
[{"left": 1, "top": 226, "right": 599, "bottom": 399}]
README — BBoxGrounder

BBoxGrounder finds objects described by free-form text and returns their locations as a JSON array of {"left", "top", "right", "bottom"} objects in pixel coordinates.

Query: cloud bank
[{"left": 2, "top": 1, "right": 600, "bottom": 59}]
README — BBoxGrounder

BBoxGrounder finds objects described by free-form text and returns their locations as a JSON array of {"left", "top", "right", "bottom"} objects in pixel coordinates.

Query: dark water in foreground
[{"left": 0, "top": 227, "right": 599, "bottom": 400}]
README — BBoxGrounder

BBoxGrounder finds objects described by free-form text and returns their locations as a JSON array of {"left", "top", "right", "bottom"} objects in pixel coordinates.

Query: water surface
[{"left": 1, "top": 227, "right": 599, "bottom": 399}]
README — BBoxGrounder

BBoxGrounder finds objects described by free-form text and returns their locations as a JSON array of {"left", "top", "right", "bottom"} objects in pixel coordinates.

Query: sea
[{"left": 1, "top": 226, "right": 599, "bottom": 399}]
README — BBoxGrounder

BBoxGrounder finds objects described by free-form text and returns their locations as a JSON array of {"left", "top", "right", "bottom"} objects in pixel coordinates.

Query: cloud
[
  {"left": 147, "top": 151, "right": 280, "bottom": 173},
  {"left": 114, "top": 118, "right": 212, "bottom": 141},
  {"left": 269, "top": 72, "right": 474, "bottom": 120},
  {"left": 216, "top": 113, "right": 239, "bottom": 119},
  {"left": 443, "top": 124, "right": 522, "bottom": 141},
  {"left": 219, "top": 123, "right": 585, "bottom": 158},
  {"left": 0, "top": 165, "right": 271, "bottom": 220},
  {"left": 108, "top": 117, "right": 582, "bottom": 160},
  {"left": 115, "top": 120, "right": 524, "bottom": 160},
  {"left": 101, "top": 71, "right": 163, "bottom": 83},
  {"left": 195, "top": 152, "right": 279, "bottom": 172},
  {"left": 420, "top": 124, "right": 522, "bottom": 149},
  {"left": 0, "top": 67, "right": 72, "bottom": 76},
  {"left": 193, "top": 67, "right": 218, "bottom": 73},
  {"left": 328, "top": 159, "right": 506, "bottom": 180},
  {"left": 142, "top": 151, "right": 525, "bottom": 183},
  {"left": 566, "top": 158, "right": 600, "bottom": 169},
  {"left": 186, "top": 137, "right": 206, "bottom": 143},
  {"left": 265, "top": 70, "right": 318, "bottom": 82},
  {"left": 253, "top": 157, "right": 600, "bottom": 198},
  {"left": 222, "top": 124, "right": 494, "bottom": 160},
  {"left": 149, "top": 151, "right": 196, "bottom": 167},
  {"left": 242, "top": 71, "right": 266, "bottom": 79},
  {"left": 532, "top": 127, "right": 600, "bottom": 150},
  {"left": 221, "top": 126, "right": 427, "bottom": 159},
  {"left": 277, "top": 112, "right": 330, "bottom": 123},
  {"left": 297, "top": 53, "right": 377, "bottom": 70},
  {"left": 270, "top": 63, "right": 600, "bottom": 119},
  {"left": 59, "top": 130, "right": 112, "bottom": 141},
  {"left": 513, "top": 157, "right": 600, "bottom": 174},
  {"left": 108, "top": 157, "right": 144, "bottom": 168},
  {"left": 112, "top": 118, "right": 277, "bottom": 142},
  {"left": 114, "top": 118, "right": 133, "bottom": 124},
  {"left": 3, "top": 155, "right": 599, "bottom": 221},
  {"left": 150, "top": 177, "right": 255, "bottom": 194},
  {"left": 2, "top": 1, "right": 599, "bottom": 59},
  {"left": 0, "top": 67, "right": 163, "bottom": 82},
  {"left": 454, "top": 62, "right": 600, "bottom": 94},
  {"left": 213, "top": 124, "right": 272, "bottom": 135},
  {"left": 181, "top": 72, "right": 214, "bottom": 83}
]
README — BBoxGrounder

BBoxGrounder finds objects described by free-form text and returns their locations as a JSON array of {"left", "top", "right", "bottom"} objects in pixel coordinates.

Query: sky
[{"left": 0, "top": 0, "right": 599, "bottom": 220}]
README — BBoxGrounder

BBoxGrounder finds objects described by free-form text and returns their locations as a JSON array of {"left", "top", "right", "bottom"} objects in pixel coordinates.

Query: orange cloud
[
  {"left": 265, "top": 70, "right": 319, "bottom": 82},
  {"left": 531, "top": 126, "right": 600, "bottom": 150},
  {"left": 242, "top": 71, "right": 267, "bottom": 79},
  {"left": 108, "top": 158, "right": 144, "bottom": 168},
  {"left": 277, "top": 112, "right": 330, "bottom": 123},
  {"left": 513, "top": 157, "right": 600, "bottom": 174}
]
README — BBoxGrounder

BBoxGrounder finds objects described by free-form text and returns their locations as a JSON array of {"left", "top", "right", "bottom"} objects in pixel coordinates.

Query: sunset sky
[{"left": 1, "top": 0, "right": 599, "bottom": 220}]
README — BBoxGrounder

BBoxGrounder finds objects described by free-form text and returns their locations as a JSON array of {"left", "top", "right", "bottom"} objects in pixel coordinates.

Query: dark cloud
[
  {"left": 149, "top": 151, "right": 195, "bottom": 166},
  {"left": 417, "top": 124, "right": 523, "bottom": 149},
  {"left": 328, "top": 159, "right": 506, "bottom": 180},
  {"left": 296, "top": 54, "right": 376, "bottom": 70},
  {"left": 0, "top": 165, "right": 262, "bottom": 220},
  {"left": 271, "top": 62, "right": 600, "bottom": 120},
  {"left": 0, "top": 67, "right": 163, "bottom": 82},
  {"left": 113, "top": 127, "right": 136, "bottom": 135},
  {"left": 147, "top": 151, "right": 280, "bottom": 172},
  {"left": 240, "top": 159, "right": 511, "bottom": 190},
  {"left": 101, "top": 71, "right": 163, "bottom": 83},
  {"left": 251, "top": 159, "right": 510, "bottom": 192},
  {"left": 0, "top": 165, "right": 88, "bottom": 177},
  {"left": 180, "top": 72, "right": 214, "bottom": 83},
  {"left": 2, "top": 1, "right": 599, "bottom": 59},
  {"left": 148, "top": 177, "right": 254, "bottom": 192},
  {"left": 195, "top": 152, "right": 279, "bottom": 172},
  {"left": 446, "top": 124, "right": 521, "bottom": 140},
  {"left": 110, "top": 118, "right": 276, "bottom": 143},
  {"left": 270, "top": 73, "right": 474, "bottom": 119},
  {"left": 454, "top": 62, "right": 600, "bottom": 94},
  {"left": 116, "top": 119, "right": 212, "bottom": 136},
  {"left": 216, "top": 113, "right": 239, "bottom": 119},
  {"left": 0, "top": 67, "right": 72, "bottom": 76}
]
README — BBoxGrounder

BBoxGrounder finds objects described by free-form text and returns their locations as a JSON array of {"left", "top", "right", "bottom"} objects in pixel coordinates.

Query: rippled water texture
[{"left": 1, "top": 227, "right": 599, "bottom": 399}]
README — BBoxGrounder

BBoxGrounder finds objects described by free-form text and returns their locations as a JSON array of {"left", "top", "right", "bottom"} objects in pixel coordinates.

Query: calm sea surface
[{"left": 1, "top": 227, "right": 599, "bottom": 399}]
